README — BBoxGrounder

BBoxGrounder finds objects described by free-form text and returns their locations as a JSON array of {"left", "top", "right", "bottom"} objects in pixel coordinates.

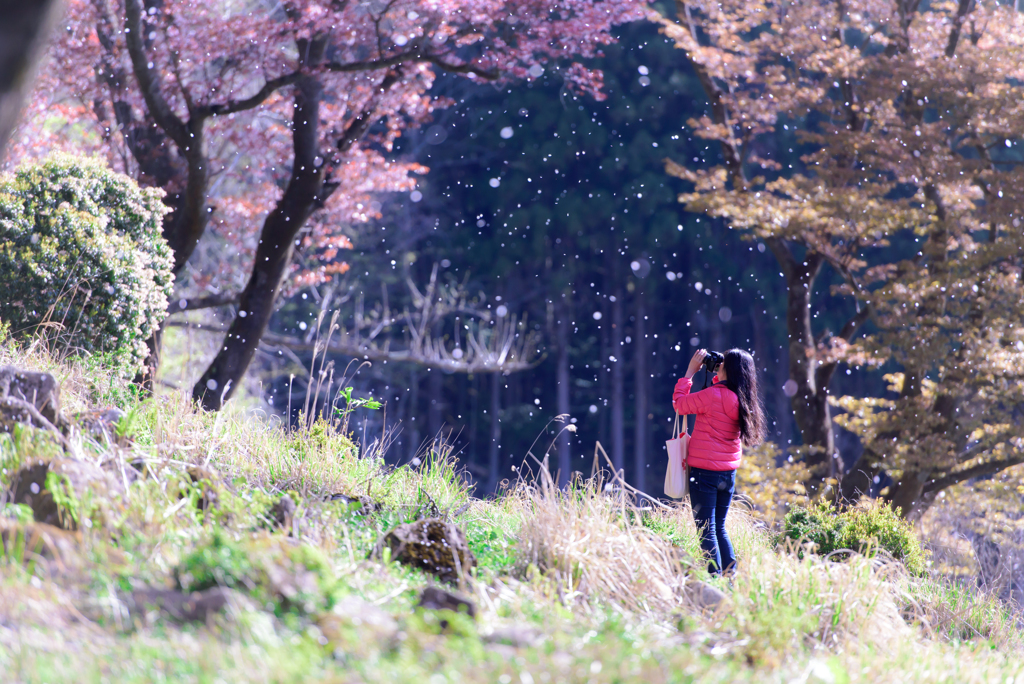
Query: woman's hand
[{"left": 685, "top": 349, "right": 707, "bottom": 379}]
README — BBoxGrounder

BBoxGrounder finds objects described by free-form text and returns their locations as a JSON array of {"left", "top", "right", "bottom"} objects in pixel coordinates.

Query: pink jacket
[{"left": 672, "top": 376, "right": 742, "bottom": 471}]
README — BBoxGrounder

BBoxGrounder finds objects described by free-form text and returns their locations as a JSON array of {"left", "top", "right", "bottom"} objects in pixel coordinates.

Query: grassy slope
[{"left": 0, "top": 342, "right": 1022, "bottom": 684}]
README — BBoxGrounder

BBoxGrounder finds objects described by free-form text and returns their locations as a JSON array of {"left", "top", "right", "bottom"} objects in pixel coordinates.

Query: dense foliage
[
  {"left": 12, "top": 0, "right": 646, "bottom": 407},
  {"left": 781, "top": 501, "right": 927, "bottom": 576},
  {"left": 660, "top": 0, "right": 1024, "bottom": 514},
  {"left": 0, "top": 155, "right": 172, "bottom": 370}
]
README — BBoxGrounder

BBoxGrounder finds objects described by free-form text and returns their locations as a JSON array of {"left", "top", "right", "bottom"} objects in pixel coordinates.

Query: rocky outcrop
[
  {"left": 0, "top": 366, "right": 62, "bottom": 434},
  {"left": 418, "top": 585, "right": 476, "bottom": 618},
  {"left": 683, "top": 580, "right": 728, "bottom": 611},
  {"left": 74, "top": 407, "right": 128, "bottom": 445},
  {"left": 0, "top": 520, "right": 80, "bottom": 571},
  {"left": 131, "top": 587, "right": 242, "bottom": 623},
  {"left": 374, "top": 518, "right": 476, "bottom": 583},
  {"left": 7, "top": 458, "right": 122, "bottom": 530}
]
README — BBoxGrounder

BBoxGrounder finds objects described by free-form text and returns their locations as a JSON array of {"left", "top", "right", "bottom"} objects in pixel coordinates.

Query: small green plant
[
  {"left": 333, "top": 386, "right": 382, "bottom": 433},
  {"left": 0, "top": 502, "right": 33, "bottom": 523},
  {"left": 779, "top": 500, "right": 927, "bottom": 575},
  {"left": 175, "top": 530, "right": 259, "bottom": 594},
  {"left": 44, "top": 470, "right": 81, "bottom": 528}
]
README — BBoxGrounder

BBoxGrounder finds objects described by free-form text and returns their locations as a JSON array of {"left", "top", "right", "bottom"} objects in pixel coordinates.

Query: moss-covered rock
[{"left": 375, "top": 518, "right": 476, "bottom": 583}]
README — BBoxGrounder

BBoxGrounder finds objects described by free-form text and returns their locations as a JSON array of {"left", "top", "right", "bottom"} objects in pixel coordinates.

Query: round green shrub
[
  {"left": 779, "top": 500, "right": 927, "bottom": 576},
  {"left": 0, "top": 155, "right": 173, "bottom": 371}
]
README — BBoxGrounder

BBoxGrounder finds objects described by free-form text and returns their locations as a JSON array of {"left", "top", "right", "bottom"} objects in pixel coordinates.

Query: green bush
[
  {"left": 0, "top": 155, "right": 173, "bottom": 371},
  {"left": 780, "top": 500, "right": 927, "bottom": 576}
]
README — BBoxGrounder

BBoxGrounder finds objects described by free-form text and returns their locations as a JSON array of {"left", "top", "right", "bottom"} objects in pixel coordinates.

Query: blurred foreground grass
[{"left": 0, "top": 339, "right": 1022, "bottom": 684}]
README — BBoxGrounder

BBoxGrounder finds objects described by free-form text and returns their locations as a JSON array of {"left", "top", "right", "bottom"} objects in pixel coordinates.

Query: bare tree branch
[
  {"left": 204, "top": 72, "right": 303, "bottom": 117},
  {"left": 166, "top": 292, "right": 241, "bottom": 314},
  {"left": 924, "top": 455, "right": 1024, "bottom": 494},
  {"left": 945, "top": 0, "right": 976, "bottom": 58},
  {"left": 123, "top": 0, "right": 189, "bottom": 147},
  {"left": 168, "top": 266, "right": 541, "bottom": 374}
]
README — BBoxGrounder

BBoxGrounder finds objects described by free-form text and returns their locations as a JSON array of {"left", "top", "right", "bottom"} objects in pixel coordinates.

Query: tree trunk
[
  {"left": 0, "top": 0, "right": 63, "bottom": 159},
  {"left": 428, "top": 366, "right": 443, "bottom": 450},
  {"left": 409, "top": 365, "right": 420, "bottom": 461},
  {"left": 556, "top": 300, "right": 572, "bottom": 487},
  {"left": 611, "top": 285, "right": 625, "bottom": 475},
  {"left": 839, "top": 450, "right": 884, "bottom": 502},
  {"left": 193, "top": 75, "right": 327, "bottom": 410},
  {"left": 598, "top": 288, "right": 610, "bottom": 451},
  {"left": 765, "top": 239, "right": 837, "bottom": 493},
  {"left": 487, "top": 371, "right": 501, "bottom": 494},
  {"left": 633, "top": 282, "right": 648, "bottom": 493}
]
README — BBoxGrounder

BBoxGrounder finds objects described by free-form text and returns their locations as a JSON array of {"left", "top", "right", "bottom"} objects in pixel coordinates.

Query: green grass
[{"left": 0, "top": 340, "right": 1023, "bottom": 683}]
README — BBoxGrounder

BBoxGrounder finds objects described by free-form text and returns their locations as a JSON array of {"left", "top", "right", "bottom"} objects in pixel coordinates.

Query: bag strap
[{"left": 673, "top": 412, "right": 687, "bottom": 439}]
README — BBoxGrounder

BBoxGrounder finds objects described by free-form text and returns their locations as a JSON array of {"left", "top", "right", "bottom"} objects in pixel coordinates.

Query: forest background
[{"left": 5, "top": 0, "right": 1024, "bottom": 599}]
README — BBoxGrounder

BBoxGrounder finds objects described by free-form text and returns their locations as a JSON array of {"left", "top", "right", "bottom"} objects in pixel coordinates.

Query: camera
[{"left": 702, "top": 350, "right": 724, "bottom": 373}]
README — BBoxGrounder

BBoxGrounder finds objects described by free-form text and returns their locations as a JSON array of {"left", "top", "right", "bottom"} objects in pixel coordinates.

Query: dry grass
[
  {"left": 1, "top": 337, "right": 1024, "bottom": 682},
  {"left": 511, "top": 475, "right": 693, "bottom": 614}
]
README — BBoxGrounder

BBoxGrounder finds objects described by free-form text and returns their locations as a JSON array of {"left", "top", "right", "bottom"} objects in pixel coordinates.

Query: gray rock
[
  {"left": 418, "top": 585, "right": 476, "bottom": 618},
  {"left": 0, "top": 366, "right": 61, "bottom": 428},
  {"left": 684, "top": 580, "right": 728, "bottom": 611},
  {"left": 318, "top": 595, "right": 399, "bottom": 645},
  {"left": 482, "top": 624, "right": 543, "bottom": 648},
  {"left": 131, "top": 587, "right": 241, "bottom": 623},
  {"left": 8, "top": 458, "right": 121, "bottom": 529},
  {"left": 0, "top": 520, "right": 80, "bottom": 571},
  {"left": 374, "top": 518, "right": 476, "bottom": 584}
]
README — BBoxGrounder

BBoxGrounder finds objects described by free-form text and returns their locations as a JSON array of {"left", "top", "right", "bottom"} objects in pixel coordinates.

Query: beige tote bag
[{"left": 664, "top": 412, "right": 690, "bottom": 499}]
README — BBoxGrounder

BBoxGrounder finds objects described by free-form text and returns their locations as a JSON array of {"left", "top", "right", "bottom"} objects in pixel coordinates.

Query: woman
[{"left": 673, "top": 348, "right": 766, "bottom": 575}]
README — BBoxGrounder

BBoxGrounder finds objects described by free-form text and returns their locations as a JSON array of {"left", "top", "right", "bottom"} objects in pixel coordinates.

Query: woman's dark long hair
[{"left": 721, "top": 349, "right": 767, "bottom": 447}]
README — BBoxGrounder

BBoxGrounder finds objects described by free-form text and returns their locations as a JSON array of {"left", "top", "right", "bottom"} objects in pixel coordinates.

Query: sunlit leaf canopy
[{"left": 660, "top": 0, "right": 1024, "bottom": 517}]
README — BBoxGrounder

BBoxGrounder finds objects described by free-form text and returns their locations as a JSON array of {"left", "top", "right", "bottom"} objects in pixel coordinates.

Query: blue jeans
[{"left": 688, "top": 467, "right": 737, "bottom": 575}]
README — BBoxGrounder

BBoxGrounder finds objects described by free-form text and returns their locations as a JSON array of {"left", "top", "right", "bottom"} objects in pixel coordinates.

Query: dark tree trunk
[
  {"left": 598, "top": 286, "right": 611, "bottom": 452},
  {"left": 408, "top": 365, "right": 420, "bottom": 460},
  {"left": 556, "top": 300, "right": 572, "bottom": 487},
  {"left": 487, "top": 371, "right": 501, "bottom": 494},
  {"left": 122, "top": 0, "right": 215, "bottom": 274},
  {"left": 765, "top": 239, "right": 837, "bottom": 493},
  {"left": 0, "top": 0, "right": 63, "bottom": 159},
  {"left": 428, "top": 367, "right": 443, "bottom": 449},
  {"left": 193, "top": 75, "right": 328, "bottom": 410},
  {"left": 611, "top": 284, "right": 625, "bottom": 475},
  {"left": 633, "top": 282, "right": 648, "bottom": 493},
  {"left": 469, "top": 372, "right": 479, "bottom": 481}
]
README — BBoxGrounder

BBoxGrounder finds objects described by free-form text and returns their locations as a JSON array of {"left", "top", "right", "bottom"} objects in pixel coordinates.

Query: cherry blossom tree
[{"left": 14, "top": 0, "right": 645, "bottom": 409}]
